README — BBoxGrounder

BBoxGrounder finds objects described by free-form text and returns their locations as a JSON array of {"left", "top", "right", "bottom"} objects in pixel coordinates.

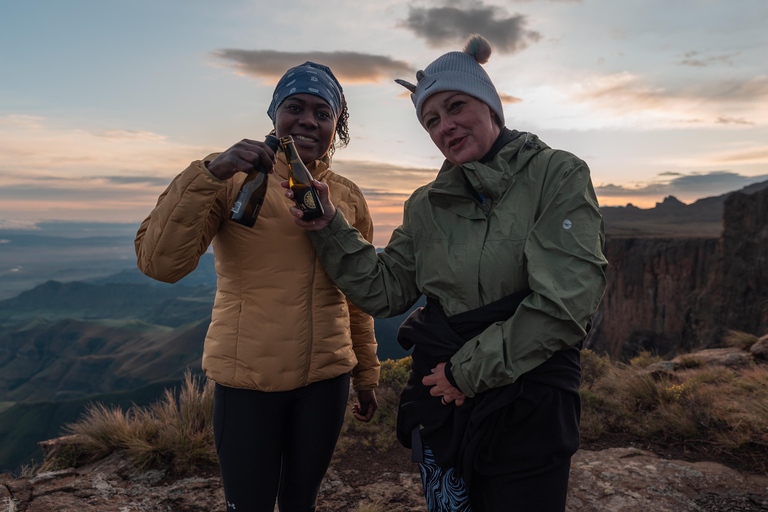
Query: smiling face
[
  {"left": 421, "top": 91, "right": 501, "bottom": 166},
  {"left": 274, "top": 93, "right": 336, "bottom": 163}
]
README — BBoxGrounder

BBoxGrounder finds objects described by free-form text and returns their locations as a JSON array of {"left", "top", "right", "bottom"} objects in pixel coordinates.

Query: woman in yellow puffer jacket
[{"left": 135, "top": 61, "right": 380, "bottom": 512}]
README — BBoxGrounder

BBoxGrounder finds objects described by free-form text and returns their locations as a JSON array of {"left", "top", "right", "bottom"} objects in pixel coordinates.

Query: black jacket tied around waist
[{"left": 395, "top": 290, "right": 583, "bottom": 482}]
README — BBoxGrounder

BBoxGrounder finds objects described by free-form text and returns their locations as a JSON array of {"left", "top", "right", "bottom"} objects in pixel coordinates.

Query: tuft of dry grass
[
  {"left": 676, "top": 355, "right": 705, "bottom": 369},
  {"left": 581, "top": 357, "right": 768, "bottom": 471},
  {"left": 723, "top": 329, "right": 759, "bottom": 351},
  {"left": 62, "top": 370, "right": 216, "bottom": 475}
]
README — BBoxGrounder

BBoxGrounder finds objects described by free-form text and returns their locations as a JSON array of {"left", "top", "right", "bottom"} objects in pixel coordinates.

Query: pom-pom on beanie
[{"left": 395, "top": 34, "right": 504, "bottom": 128}]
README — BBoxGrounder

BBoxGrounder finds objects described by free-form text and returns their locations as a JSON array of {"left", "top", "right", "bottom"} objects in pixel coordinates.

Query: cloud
[
  {"left": 700, "top": 76, "right": 768, "bottom": 103},
  {"left": 332, "top": 159, "right": 436, "bottom": 195},
  {"left": 0, "top": 115, "right": 210, "bottom": 178},
  {"left": 715, "top": 117, "right": 754, "bottom": 125},
  {"left": 712, "top": 148, "right": 768, "bottom": 164},
  {"left": 595, "top": 182, "right": 668, "bottom": 198},
  {"left": 96, "top": 129, "right": 168, "bottom": 142},
  {"left": 398, "top": 4, "right": 541, "bottom": 53},
  {"left": 211, "top": 49, "right": 414, "bottom": 84},
  {"left": 105, "top": 176, "right": 178, "bottom": 186},
  {"left": 567, "top": 73, "right": 768, "bottom": 127},
  {"left": 499, "top": 93, "right": 523, "bottom": 104},
  {"left": 0, "top": 115, "right": 45, "bottom": 130},
  {"left": 0, "top": 219, "right": 40, "bottom": 230},
  {"left": 596, "top": 171, "right": 768, "bottom": 204},
  {"left": 0, "top": 115, "right": 212, "bottom": 223},
  {"left": 678, "top": 51, "right": 737, "bottom": 68},
  {"left": 580, "top": 74, "right": 768, "bottom": 107},
  {"left": 571, "top": 72, "right": 668, "bottom": 111}
]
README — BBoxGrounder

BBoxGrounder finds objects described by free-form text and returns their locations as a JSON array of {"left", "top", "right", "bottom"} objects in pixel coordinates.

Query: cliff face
[
  {"left": 591, "top": 186, "right": 768, "bottom": 359},
  {"left": 713, "top": 187, "right": 768, "bottom": 336}
]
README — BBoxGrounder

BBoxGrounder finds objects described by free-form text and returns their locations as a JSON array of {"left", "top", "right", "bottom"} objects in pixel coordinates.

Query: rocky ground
[{"left": 2, "top": 436, "right": 766, "bottom": 512}]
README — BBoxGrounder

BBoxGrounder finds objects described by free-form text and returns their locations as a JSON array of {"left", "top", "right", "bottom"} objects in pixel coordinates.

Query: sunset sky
[{"left": 1, "top": 0, "right": 766, "bottom": 246}]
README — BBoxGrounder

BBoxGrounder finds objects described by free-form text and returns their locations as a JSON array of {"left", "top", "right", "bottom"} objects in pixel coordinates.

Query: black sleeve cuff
[{"left": 444, "top": 361, "right": 459, "bottom": 389}]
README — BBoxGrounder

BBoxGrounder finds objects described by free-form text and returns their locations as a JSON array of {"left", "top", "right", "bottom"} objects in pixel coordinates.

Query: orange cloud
[{"left": 499, "top": 93, "right": 523, "bottom": 104}]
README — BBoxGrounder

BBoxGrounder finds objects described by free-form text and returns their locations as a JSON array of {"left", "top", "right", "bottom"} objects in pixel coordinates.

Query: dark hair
[{"left": 328, "top": 95, "right": 350, "bottom": 158}]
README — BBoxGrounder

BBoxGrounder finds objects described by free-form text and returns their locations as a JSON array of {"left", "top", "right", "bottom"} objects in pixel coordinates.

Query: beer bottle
[
  {"left": 230, "top": 135, "right": 280, "bottom": 227},
  {"left": 280, "top": 135, "right": 325, "bottom": 221}
]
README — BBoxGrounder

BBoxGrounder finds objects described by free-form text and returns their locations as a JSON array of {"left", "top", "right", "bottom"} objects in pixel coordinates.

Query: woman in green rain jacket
[{"left": 284, "top": 35, "right": 608, "bottom": 512}]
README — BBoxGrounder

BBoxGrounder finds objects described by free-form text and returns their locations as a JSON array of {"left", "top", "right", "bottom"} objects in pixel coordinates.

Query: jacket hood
[{"left": 428, "top": 132, "right": 550, "bottom": 217}]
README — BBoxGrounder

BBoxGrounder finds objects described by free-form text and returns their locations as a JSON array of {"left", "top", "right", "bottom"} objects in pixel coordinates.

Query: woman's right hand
[
  {"left": 207, "top": 139, "right": 277, "bottom": 181},
  {"left": 281, "top": 179, "right": 337, "bottom": 231}
]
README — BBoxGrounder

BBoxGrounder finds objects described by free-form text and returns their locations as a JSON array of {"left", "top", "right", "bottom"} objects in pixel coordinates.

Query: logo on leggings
[{"left": 227, "top": 501, "right": 237, "bottom": 510}]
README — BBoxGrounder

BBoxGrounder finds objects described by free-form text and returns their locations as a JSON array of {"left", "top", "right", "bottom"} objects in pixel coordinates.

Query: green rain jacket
[{"left": 309, "top": 132, "right": 608, "bottom": 397}]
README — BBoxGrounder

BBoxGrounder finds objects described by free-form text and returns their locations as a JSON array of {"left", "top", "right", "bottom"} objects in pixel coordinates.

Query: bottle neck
[
  {"left": 275, "top": 140, "right": 329, "bottom": 181},
  {"left": 280, "top": 136, "right": 301, "bottom": 163}
]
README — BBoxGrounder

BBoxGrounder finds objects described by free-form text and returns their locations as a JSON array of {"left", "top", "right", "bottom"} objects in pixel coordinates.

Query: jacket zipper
[{"left": 303, "top": 245, "right": 316, "bottom": 386}]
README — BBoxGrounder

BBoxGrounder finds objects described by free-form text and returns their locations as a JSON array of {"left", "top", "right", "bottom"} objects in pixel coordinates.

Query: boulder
[{"left": 751, "top": 334, "right": 768, "bottom": 360}]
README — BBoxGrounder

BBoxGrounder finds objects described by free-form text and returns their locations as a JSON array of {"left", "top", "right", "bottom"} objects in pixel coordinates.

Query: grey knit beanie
[{"left": 396, "top": 34, "right": 504, "bottom": 128}]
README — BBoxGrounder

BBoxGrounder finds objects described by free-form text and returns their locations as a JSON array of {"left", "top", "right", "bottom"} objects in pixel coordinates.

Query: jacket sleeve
[
  {"left": 449, "top": 156, "right": 608, "bottom": 397},
  {"left": 308, "top": 194, "right": 422, "bottom": 319},
  {"left": 338, "top": 190, "right": 381, "bottom": 391},
  {"left": 135, "top": 156, "right": 230, "bottom": 283}
]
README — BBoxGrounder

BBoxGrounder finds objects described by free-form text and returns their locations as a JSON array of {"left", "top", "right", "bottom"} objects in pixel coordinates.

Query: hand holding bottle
[
  {"left": 207, "top": 138, "right": 278, "bottom": 181},
  {"left": 219, "top": 136, "right": 281, "bottom": 227},
  {"left": 281, "top": 178, "right": 337, "bottom": 230}
]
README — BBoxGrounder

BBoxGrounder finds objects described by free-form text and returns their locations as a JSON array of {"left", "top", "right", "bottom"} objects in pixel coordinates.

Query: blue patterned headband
[{"left": 267, "top": 61, "right": 344, "bottom": 123}]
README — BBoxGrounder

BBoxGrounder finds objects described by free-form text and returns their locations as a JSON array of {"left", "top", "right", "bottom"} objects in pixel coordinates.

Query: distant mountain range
[{"left": 601, "top": 179, "right": 768, "bottom": 238}]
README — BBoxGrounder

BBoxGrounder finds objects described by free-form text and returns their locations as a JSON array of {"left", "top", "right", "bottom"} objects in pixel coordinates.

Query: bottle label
[
  {"left": 231, "top": 201, "right": 242, "bottom": 214},
  {"left": 301, "top": 190, "right": 316, "bottom": 209}
]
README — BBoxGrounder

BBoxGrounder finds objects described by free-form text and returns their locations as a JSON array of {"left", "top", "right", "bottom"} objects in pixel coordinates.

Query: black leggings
[{"left": 213, "top": 373, "right": 350, "bottom": 512}]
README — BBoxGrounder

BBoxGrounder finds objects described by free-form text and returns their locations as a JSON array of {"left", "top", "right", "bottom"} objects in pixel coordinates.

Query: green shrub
[
  {"left": 379, "top": 356, "right": 411, "bottom": 390},
  {"left": 629, "top": 350, "right": 662, "bottom": 369},
  {"left": 580, "top": 349, "right": 610, "bottom": 389},
  {"left": 341, "top": 357, "right": 412, "bottom": 453}
]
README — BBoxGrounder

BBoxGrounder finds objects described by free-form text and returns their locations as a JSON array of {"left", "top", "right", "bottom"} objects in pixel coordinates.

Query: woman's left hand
[
  {"left": 353, "top": 389, "right": 378, "bottom": 422},
  {"left": 422, "top": 362, "right": 466, "bottom": 406}
]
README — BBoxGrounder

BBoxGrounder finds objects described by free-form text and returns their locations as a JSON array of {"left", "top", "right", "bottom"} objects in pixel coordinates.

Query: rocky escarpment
[{"left": 591, "top": 186, "right": 768, "bottom": 359}]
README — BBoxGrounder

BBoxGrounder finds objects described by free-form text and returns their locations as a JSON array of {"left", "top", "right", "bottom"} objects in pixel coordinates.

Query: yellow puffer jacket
[{"left": 135, "top": 151, "right": 379, "bottom": 392}]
